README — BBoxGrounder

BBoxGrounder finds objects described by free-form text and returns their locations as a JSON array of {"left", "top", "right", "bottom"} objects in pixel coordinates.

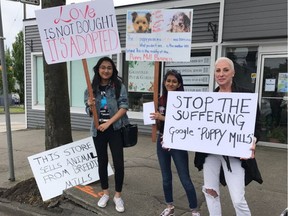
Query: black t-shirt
[{"left": 99, "top": 85, "right": 110, "bottom": 122}]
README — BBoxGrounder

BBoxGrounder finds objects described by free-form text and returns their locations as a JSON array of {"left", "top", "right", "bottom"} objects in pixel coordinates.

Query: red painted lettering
[
  {"left": 54, "top": 4, "right": 96, "bottom": 24},
  {"left": 59, "top": 37, "right": 68, "bottom": 58}
]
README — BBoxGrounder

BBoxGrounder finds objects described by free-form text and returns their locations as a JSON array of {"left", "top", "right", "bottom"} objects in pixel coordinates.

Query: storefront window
[
  {"left": 122, "top": 54, "right": 156, "bottom": 111},
  {"left": 260, "top": 56, "right": 287, "bottom": 144},
  {"left": 226, "top": 47, "right": 258, "bottom": 91},
  {"left": 70, "top": 57, "right": 100, "bottom": 107},
  {"left": 164, "top": 50, "right": 211, "bottom": 92},
  {"left": 31, "top": 54, "right": 103, "bottom": 110},
  {"left": 34, "top": 56, "right": 44, "bottom": 106}
]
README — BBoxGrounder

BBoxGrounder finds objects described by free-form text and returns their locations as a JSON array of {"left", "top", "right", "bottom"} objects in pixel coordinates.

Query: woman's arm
[{"left": 107, "top": 108, "right": 127, "bottom": 127}]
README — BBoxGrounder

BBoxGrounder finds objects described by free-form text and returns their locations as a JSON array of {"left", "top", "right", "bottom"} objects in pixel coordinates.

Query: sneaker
[
  {"left": 113, "top": 196, "right": 125, "bottom": 212},
  {"left": 97, "top": 194, "right": 109, "bottom": 208},
  {"left": 192, "top": 212, "right": 201, "bottom": 216},
  {"left": 160, "top": 207, "right": 175, "bottom": 216}
]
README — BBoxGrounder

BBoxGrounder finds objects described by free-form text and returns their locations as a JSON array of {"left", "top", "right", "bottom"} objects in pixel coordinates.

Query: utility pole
[
  {"left": 1, "top": 0, "right": 40, "bottom": 182},
  {"left": 0, "top": 0, "right": 15, "bottom": 181},
  {"left": 23, "top": 3, "right": 26, "bottom": 19}
]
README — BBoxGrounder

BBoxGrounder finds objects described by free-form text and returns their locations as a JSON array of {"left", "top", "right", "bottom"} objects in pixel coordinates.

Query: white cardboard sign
[
  {"left": 143, "top": 101, "right": 156, "bottom": 125},
  {"left": 126, "top": 9, "right": 193, "bottom": 62},
  {"left": 28, "top": 137, "right": 113, "bottom": 201},
  {"left": 35, "top": 0, "right": 121, "bottom": 64},
  {"left": 163, "top": 92, "right": 258, "bottom": 158}
]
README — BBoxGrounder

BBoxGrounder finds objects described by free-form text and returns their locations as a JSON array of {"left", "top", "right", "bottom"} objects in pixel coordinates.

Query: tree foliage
[
  {"left": 0, "top": 48, "right": 15, "bottom": 94},
  {"left": 12, "top": 31, "right": 24, "bottom": 104},
  {"left": 42, "top": 0, "right": 73, "bottom": 150}
]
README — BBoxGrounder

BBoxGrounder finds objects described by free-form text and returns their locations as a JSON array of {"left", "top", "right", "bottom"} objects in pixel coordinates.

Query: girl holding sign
[
  {"left": 194, "top": 57, "right": 263, "bottom": 216},
  {"left": 150, "top": 70, "right": 200, "bottom": 216},
  {"left": 85, "top": 57, "right": 129, "bottom": 213}
]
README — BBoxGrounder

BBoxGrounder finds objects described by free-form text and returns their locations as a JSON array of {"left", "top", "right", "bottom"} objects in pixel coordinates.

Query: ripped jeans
[{"left": 203, "top": 155, "right": 251, "bottom": 216}]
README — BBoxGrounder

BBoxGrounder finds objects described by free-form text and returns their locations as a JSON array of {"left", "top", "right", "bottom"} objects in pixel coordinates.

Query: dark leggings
[{"left": 93, "top": 125, "right": 124, "bottom": 192}]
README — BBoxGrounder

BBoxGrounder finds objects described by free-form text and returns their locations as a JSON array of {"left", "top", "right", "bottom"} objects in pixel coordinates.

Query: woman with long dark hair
[
  {"left": 151, "top": 70, "right": 200, "bottom": 216},
  {"left": 85, "top": 56, "right": 129, "bottom": 213}
]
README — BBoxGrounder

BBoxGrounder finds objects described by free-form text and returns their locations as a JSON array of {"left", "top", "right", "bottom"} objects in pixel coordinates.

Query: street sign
[{"left": 19, "top": 0, "right": 40, "bottom": 6}]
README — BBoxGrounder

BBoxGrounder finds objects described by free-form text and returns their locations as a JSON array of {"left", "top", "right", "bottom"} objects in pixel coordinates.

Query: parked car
[{"left": 11, "top": 93, "right": 20, "bottom": 105}]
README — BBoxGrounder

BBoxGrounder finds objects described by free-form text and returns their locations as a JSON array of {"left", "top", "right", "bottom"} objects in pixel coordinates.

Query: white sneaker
[
  {"left": 97, "top": 194, "right": 109, "bottom": 208},
  {"left": 192, "top": 211, "right": 201, "bottom": 216},
  {"left": 160, "top": 207, "right": 175, "bottom": 216},
  {"left": 113, "top": 196, "right": 125, "bottom": 212}
]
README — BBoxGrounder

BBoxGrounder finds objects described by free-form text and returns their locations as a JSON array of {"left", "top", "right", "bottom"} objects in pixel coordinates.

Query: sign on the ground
[
  {"left": 28, "top": 137, "right": 113, "bottom": 201},
  {"left": 35, "top": 0, "right": 121, "bottom": 64},
  {"left": 163, "top": 92, "right": 258, "bottom": 158}
]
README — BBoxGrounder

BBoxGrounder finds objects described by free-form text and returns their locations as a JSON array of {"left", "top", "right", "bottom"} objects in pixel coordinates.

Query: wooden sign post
[
  {"left": 82, "top": 59, "right": 99, "bottom": 129},
  {"left": 152, "top": 61, "right": 160, "bottom": 142}
]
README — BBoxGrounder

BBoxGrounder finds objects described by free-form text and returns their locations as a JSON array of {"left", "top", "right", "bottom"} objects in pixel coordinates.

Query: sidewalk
[
  {"left": 0, "top": 115, "right": 287, "bottom": 215},
  {"left": 0, "top": 113, "right": 26, "bottom": 133}
]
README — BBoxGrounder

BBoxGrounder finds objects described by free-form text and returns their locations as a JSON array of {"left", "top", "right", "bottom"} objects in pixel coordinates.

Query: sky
[{"left": 1, "top": 0, "right": 158, "bottom": 49}]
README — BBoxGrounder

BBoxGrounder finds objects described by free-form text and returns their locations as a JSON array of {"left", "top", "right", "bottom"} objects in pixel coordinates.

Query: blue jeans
[{"left": 157, "top": 134, "right": 198, "bottom": 209}]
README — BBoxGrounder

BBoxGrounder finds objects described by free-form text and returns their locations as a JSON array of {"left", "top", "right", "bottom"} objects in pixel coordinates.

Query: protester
[
  {"left": 150, "top": 69, "right": 200, "bottom": 216},
  {"left": 194, "top": 57, "right": 263, "bottom": 216},
  {"left": 84, "top": 56, "right": 129, "bottom": 213}
]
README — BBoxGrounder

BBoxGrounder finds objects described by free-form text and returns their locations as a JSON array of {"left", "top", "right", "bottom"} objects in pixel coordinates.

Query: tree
[
  {"left": 42, "top": 0, "right": 73, "bottom": 150},
  {"left": 0, "top": 48, "right": 15, "bottom": 94},
  {"left": 11, "top": 31, "right": 24, "bottom": 104}
]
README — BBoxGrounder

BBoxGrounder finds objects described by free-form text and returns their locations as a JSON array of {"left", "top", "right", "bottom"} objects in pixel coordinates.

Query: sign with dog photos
[
  {"left": 162, "top": 92, "right": 258, "bottom": 158},
  {"left": 28, "top": 137, "right": 114, "bottom": 201},
  {"left": 35, "top": 0, "right": 121, "bottom": 64},
  {"left": 126, "top": 9, "right": 193, "bottom": 62}
]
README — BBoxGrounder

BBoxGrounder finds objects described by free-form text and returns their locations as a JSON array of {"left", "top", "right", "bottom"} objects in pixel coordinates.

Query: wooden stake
[
  {"left": 82, "top": 59, "right": 99, "bottom": 129},
  {"left": 152, "top": 61, "right": 160, "bottom": 142}
]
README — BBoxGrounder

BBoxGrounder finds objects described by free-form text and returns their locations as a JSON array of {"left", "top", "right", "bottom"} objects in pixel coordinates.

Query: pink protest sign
[{"left": 35, "top": 0, "right": 121, "bottom": 64}]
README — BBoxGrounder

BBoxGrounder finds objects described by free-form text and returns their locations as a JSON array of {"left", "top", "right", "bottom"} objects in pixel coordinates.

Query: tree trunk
[{"left": 42, "top": 0, "right": 73, "bottom": 150}]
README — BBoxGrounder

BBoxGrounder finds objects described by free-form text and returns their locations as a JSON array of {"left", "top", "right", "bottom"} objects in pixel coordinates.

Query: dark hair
[
  {"left": 159, "top": 69, "right": 184, "bottom": 105},
  {"left": 91, "top": 57, "right": 122, "bottom": 99}
]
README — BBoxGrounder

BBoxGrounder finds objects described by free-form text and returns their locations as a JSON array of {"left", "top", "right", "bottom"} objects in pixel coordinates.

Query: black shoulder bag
[
  {"left": 121, "top": 123, "right": 138, "bottom": 148},
  {"left": 116, "top": 84, "right": 138, "bottom": 148}
]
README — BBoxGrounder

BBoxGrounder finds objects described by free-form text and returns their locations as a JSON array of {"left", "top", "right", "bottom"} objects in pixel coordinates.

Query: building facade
[{"left": 23, "top": 0, "right": 287, "bottom": 147}]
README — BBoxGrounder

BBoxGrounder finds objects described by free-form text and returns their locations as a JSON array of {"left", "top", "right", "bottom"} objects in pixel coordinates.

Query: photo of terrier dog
[
  {"left": 131, "top": 11, "right": 152, "bottom": 33},
  {"left": 168, "top": 12, "right": 191, "bottom": 33}
]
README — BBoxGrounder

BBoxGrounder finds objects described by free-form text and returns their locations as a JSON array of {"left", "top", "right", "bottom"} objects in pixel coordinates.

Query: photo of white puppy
[
  {"left": 131, "top": 11, "right": 152, "bottom": 33},
  {"left": 168, "top": 12, "right": 191, "bottom": 33}
]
